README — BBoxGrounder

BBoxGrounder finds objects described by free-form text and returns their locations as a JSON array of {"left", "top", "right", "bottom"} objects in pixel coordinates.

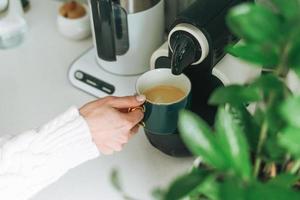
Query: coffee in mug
[{"left": 143, "top": 85, "right": 186, "bottom": 104}]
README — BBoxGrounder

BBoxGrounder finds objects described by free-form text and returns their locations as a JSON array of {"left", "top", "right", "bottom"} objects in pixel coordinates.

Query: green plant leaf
[
  {"left": 251, "top": 74, "right": 285, "bottom": 97},
  {"left": 209, "top": 85, "right": 262, "bottom": 106},
  {"left": 226, "top": 3, "right": 281, "bottom": 43},
  {"left": 216, "top": 107, "right": 252, "bottom": 180},
  {"left": 268, "top": 173, "right": 299, "bottom": 188},
  {"left": 219, "top": 178, "right": 246, "bottom": 200},
  {"left": 194, "top": 175, "right": 220, "bottom": 200},
  {"left": 164, "top": 168, "right": 212, "bottom": 200},
  {"left": 220, "top": 179, "right": 300, "bottom": 200},
  {"left": 280, "top": 96, "right": 300, "bottom": 128},
  {"left": 252, "top": 74, "right": 287, "bottom": 133},
  {"left": 288, "top": 39, "right": 300, "bottom": 79},
  {"left": 251, "top": 74, "right": 289, "bottom": 133},
  {"left": 271, "top": 0, "right": 300, "bottom": 20},
  {"left": 226, "top": 43, "right": 279, "bottom": 67},
  {"left": 279, "top": 126, "right": 300, "bottom": 158},
  {"left": 266, "top": 102, "right": 286, "bottom": 135},
  {"left": 152, "top": 188, "right": 167, "bottom": 200},
  {"left": 262, "top": 135, "right": 286, "bottom": 163},
  {"left": 253, "top": 106, "right": 264, "bottom": 126},
  {"left": 178, "top": 110, "right": 227, "bottom": 169},
  {"left": 247, "top": 181, "right": 300, "bottom": 200},
  {"left": 228, "top": 105, "right": 260, "bottom": 152},
  {"left": 111, "top": 169, "right": 123, "bottom": 192}
]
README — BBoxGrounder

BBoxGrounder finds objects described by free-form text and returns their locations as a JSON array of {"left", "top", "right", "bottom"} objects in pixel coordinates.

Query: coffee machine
[
  {"left": 69, "top": 0, "right": 164, "bottom": 96},
  {"left": 164, "top": 0, "right": 197, "bottom": 30},
  {"left": 146, "top": 0, "right": 257, "bottom": 157}
]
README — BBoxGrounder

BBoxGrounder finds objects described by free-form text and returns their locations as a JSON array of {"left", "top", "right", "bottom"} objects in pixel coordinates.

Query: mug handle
[{"left": 128, "top": 105, "right": 146, "bottom": 127}]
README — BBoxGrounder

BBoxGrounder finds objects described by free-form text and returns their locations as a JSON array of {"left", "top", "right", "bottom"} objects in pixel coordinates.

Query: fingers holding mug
[
  {"left": 127, "top": 105, "right": 146, "bottom": 113},
  {"left": 122, "top": 108, "right": 144, "bottom": 129},
  {"left": 127, "top": 105, "right": 146, "bottom": 128},
  {"left": 129, "top": 124, "right": 140, "bottom": 139}
]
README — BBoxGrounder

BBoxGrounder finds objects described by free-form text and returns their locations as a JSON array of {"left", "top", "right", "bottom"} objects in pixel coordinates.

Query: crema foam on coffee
[{"left": 143, "top": 85, "right": 186, "bottom": 104}]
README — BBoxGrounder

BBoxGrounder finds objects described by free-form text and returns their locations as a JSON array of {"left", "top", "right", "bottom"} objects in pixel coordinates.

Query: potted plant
[{"left": 159, "top": 0, "right": 300, "bottom": 199}]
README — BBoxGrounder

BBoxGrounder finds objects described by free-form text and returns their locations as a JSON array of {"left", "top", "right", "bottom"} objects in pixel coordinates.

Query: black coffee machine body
[{"left": 147, "top": 0, "right": 250, "bottom": 157}]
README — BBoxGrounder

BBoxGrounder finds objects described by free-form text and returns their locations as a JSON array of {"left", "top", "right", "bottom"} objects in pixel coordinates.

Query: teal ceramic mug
[{"left": 136, "top": 68, "right": 191, "bottom": 135}]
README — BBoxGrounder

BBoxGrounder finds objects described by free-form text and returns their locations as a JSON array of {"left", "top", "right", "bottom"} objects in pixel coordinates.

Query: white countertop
[{"left": 0, "top": 1, "right": 194, "bottom": 200}]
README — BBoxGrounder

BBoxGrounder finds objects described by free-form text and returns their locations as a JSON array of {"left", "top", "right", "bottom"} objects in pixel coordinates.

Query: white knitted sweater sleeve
[{"left": 0, "top": 106, "right": 100, "bottom": 200}]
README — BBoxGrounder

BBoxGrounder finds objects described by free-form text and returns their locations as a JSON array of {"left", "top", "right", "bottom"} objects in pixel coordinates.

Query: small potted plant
[{"left": 159, "top": 0, "right": 300, "bottom": 199}]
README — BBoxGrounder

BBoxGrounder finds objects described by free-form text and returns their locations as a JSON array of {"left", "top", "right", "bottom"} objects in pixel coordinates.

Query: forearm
[{"left": 0, "top": 107, "right": 99, "bottom": 200}]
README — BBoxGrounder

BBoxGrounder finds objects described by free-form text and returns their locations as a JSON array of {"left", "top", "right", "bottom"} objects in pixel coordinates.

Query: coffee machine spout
[{"left": 170, "top": 32, "right": 200, "bottom": 75}]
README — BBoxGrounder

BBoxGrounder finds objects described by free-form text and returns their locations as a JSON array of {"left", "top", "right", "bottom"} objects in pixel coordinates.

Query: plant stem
[
  {"left": 282, "top": 154, "right": 291, "bottom": 171},
  {"left": 253, "top": 121, "right": 269, "bottom": 177},
  {"left": 291, "top": 160, "right": 300, "bottom": 174},
  {"left": 253, "top": 41, "right": 292, "bottom": 178},
  {"left": 276, "top": 42, "right": 291, "bottom": 77}
]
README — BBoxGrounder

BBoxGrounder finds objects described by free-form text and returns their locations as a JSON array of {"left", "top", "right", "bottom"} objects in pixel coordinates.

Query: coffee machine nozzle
[
  {"left": 169, "top": 23, "right": 209, "bottom": 75},
  {"left": 167, "top": 0, "right": 252, "bottom": 76},
  {"left": 170, "top": 31, "right": 200, "bottom": 75}
]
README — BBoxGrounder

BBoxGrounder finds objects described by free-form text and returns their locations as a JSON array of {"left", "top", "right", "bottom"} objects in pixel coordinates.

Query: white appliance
[
  {"left": 89, "top": 0, "right": 164, "bottom": 75},
  {"left": 69, "top": 48, "right": 139, "bottom": 97},
  {"left": 0, "top": 0, "right": 27, "bottom": 49},
  {"left": 69, "top": 0, "right": 165, "bottom": 97}
]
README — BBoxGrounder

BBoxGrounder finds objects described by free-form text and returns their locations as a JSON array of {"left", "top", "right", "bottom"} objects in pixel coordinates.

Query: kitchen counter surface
[{"left": 0, "top": 1, "right": 194, "bottom": 200}]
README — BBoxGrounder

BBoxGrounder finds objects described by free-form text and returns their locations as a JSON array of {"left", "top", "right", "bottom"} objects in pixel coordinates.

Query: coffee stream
[{"left": 143, "top": 85, "right": 186, "bottom": 104}]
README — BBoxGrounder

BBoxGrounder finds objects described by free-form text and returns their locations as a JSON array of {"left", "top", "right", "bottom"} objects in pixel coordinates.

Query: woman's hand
[{"left": 79, "top": 95, "right": 146, "bottom": 155}]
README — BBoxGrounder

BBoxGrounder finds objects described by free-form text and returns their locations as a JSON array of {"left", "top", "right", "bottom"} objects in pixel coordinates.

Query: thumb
[{"left": 109, "top": 95, "right": 146, "bottom": 109}]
